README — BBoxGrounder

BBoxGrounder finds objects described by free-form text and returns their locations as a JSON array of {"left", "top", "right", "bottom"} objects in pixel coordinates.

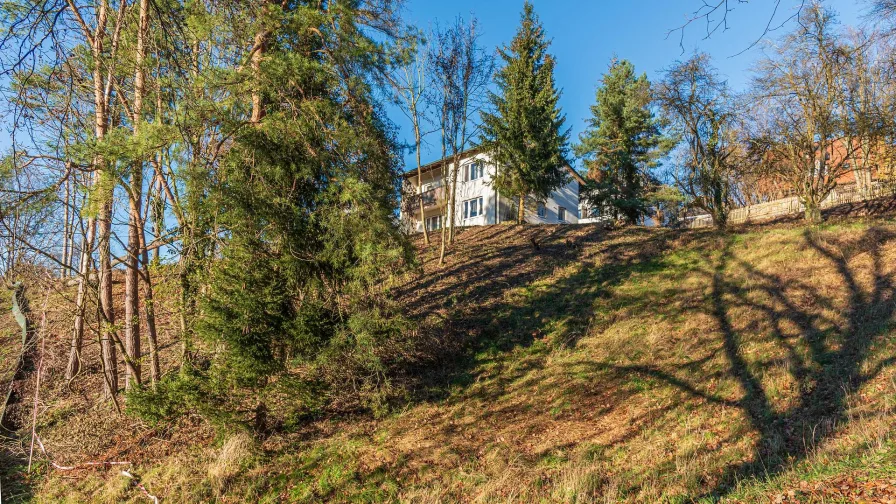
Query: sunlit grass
[{"left": 32, "top": 218, "right": 896, "bottom": 502}]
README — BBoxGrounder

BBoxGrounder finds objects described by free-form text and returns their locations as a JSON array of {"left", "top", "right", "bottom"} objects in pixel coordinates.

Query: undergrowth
[{"left": 21, "top": 217, "right": 896, "bottom": 502}]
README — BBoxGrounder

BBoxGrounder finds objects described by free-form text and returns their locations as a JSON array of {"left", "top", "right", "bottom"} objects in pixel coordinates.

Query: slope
[{"left": 13, "top": 203, "right": 896, "bottom": 503}]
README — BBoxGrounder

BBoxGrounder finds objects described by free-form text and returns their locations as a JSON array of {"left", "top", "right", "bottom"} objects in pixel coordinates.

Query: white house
[{"left": 400, "top": 149, "right": 583, "bottom": 233}]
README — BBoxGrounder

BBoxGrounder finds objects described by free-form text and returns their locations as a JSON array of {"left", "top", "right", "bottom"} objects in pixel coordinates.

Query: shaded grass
[
  {"left": 0, "top": 286, "right": 35, "bottom": 504},
  {"left": 30, "top": 217, "right": 896, "bottom": 502}
]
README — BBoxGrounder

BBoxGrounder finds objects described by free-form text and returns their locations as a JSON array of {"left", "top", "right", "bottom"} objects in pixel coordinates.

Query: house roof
[
  {"left": 401, "top": 147, "right": 481, "bottom": 179},
  {"left": 402, "top": 147, "right": 587, "bottom": 186}
]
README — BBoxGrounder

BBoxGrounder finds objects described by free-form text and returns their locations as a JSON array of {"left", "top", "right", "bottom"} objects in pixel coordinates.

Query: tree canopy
[
  {"left": 575, "top": 58, "right": 671, "bottom": 225},
  {"left": 479, "top": 1, "right": 570, "bottom": 224}
]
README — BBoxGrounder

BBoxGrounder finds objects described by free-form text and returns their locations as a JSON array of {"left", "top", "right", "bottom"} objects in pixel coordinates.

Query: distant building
[
  {"left": 400, "top": 149, "right": 582, "bottom": 233},
  {"left": 746, "top": 137, "right": 887, "bottom": 204}
]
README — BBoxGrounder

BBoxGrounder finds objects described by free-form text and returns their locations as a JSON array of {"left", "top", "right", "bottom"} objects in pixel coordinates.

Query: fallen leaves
[{"left": 771, "top": 476, "right": 896, "bottom": 503}]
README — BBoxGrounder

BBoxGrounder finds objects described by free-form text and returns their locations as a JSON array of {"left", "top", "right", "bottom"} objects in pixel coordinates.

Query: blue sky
[
  {"left": 394, "top": 0, "right": 868, "bottom": 169},
  {"left": 0, "top": 1, "right": 869, "bottom": 165}
]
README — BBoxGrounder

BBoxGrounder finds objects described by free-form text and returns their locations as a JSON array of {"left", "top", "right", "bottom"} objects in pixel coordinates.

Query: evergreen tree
[
  {"left": 575, "top": 59, "right": 670, "bottom": 225},
  {"left": 186, "top": 1, "right": 413, "bottom": 428},
  {"left": 479, "top": 1, "right": 570, "bottom": 224}
]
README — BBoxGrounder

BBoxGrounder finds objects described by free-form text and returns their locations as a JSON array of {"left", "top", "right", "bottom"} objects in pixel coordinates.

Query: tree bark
[
  {"left": 61, "top": 176, "right": 71, "bottom": 278},
  {"left": 123, "top": 0, "right": 150, "bottom": 390},
  {"left": 138, "top": 213, "right": 161, "bottom": 386},
  {"left": 804, "top": 200, "right": 822, "bottom": 223},
  {"left": 415, "top": 121, "right": 429, "bottom": 244},
  {"left": 66, "top": 217, "right": 96, "bottom": 380},
  {"left": 438, "top": 162, "right": 449, "bottom": 267},
  {"left": 517, "top": 194, "right": 525, "bottom": 224},
  {"left": 438, "top": 213, "right": 448, "bottom": 266},
  {"left": 448, "top": 161, "right": 458, "bottom": 243},
  {"left": 250, "top": 29, "right": 267, "bottom": 124},
  {"left": 98, "top": 199, "right": 118, "bottom": 397},
  {"left": 437, "top": 115, "right": 449, "bottom": 267},
  {"left": 90, "top": 0, "right": 118, "bottom": 396}
]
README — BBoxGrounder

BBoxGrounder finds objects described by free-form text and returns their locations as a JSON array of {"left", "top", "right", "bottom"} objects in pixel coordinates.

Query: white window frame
[
  {"left": 465, "top": 162, "right": 483, "bottom": 182},
  {"left": 425, "top": 215, "right": 442, "bottom": 231},
  {"left": 463, "top": 197, "right": 484, "bottom": 220},
  {"left": 558, "top": 206, "right": 567, "bottom": 222},
  {"left": 537, "top": 202, "right": 547, "bottom": 219}
]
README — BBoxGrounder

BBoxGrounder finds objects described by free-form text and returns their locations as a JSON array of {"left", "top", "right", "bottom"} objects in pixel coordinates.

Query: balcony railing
[{"left": 403, "top": 186, "right": 446, "bottom": 213}]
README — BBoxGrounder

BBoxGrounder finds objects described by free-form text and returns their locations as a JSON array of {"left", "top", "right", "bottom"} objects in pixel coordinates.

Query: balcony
[{"left": 403, "top": 186, "right": 446, "bottom": 213}]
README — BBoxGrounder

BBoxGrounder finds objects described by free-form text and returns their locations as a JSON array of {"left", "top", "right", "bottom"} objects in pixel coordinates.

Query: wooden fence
[{"left": 685, "top": 182, "right": 896, "bottom": 228}]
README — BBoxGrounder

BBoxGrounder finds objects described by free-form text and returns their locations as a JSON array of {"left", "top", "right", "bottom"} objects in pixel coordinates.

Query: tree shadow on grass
[
  {"left": 395, "top": 224, "right": 694, "bottom": 405},
  {"left": 696, "top": 226, "right": 896, "bottom": 499},
  {"left": 0, "top": 446, "right": 33, "bottom": 504},
  {"left": 576, "top": 225, "right": 896, "bottom": 499},
  {"left": 391, "top": 221, "right": 896, "bottom": 500},
  {"left": 522, "top": 224, "right": 896, "bottom": 499}
]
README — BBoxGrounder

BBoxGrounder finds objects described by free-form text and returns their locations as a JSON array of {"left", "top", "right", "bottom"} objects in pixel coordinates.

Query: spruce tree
[
  {"left": 479, "top": 1, "right": 570, "bottom": 224},
  {"left": 575, "top": 59, "right": 670, "bottom": 225},
  {"left": 186, "top": 1, "right": 413, "bottom": 428}
]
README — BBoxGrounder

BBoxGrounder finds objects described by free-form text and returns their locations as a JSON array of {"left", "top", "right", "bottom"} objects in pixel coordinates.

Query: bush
[{"left": 125, "top": 370, "right": 217, "bottom": 425}]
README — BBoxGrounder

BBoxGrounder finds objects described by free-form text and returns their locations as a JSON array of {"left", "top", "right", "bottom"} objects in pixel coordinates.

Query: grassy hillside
[
  {"left": 0, "top": 286, "right": 18, "bottom": 396},
  {"left": 12, "top": 209, "right": 896, "bottom": 503}
]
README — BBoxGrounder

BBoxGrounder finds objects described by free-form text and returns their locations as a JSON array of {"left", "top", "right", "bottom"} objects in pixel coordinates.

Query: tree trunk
[
  {"left": 138, "top": 214, "right": 161, "bottom": 387},
  {"left": 517, "top": 194, "right": 525, "bottom": 224},
  {"left": 713, "top": 212, "right": 727, "bottom": 231},
  {"left": 250, "top": 29, "right": 267, "bottom": 124},
  {"left": 123, "top": 0, "right": 150, "bottom": 390},
  {"left": 804, "top": 200, "right": 822, "bottom": 224},
  {"left": 438, "top": 214, "right": 448, "bottom": 266},
  {"left": 437, "top": 108, "right": 449, "bottom": 266},
  {"left": 415, "top": 122, "right": 429, "bottom": 245},
  {"left": 63, "top": 184, "right": 76, "bottom": 277},
  {"left": 61, "top": 176, "right": 71, "bottom": 278},
  {"left": 178, "top": 254, "right": 194, "bottom": 371},
  {"left": 98, "top": 200, "right": 118, "bottom": 397},
  {"left": 448, "top": 161, "right": 458, "bottom": 243},
  {"left": 66, "top": 218, "right": 96, "bottom": 380},
  {"left": 438, "top": 162, "right": 449, "bottom": 267},
  {"left": 90, "top": 0, "right": 118, "bottom": 397},
  {"left": 124, "top": 184, "right": 143, "bottom": 390},
  {"left": 152, "top": 175, "right": 163, "bottom": 264}
]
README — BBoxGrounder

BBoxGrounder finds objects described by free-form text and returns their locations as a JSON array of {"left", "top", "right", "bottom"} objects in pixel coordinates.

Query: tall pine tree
[
  {"left": 479, "top": 1, "right": 569, "bottom": 224},
  {"left": 575, "top": 59, "right": 670, "bottom": 225},
  {"left": 177, "top": 1, "right": 412, "bottom": 428}
]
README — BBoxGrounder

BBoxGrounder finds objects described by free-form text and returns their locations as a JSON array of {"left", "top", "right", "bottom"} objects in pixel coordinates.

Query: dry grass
[
  {"left": 11, "top": 205, "right": 896, "bottom": 502},
  {"left": 208, "top": 431, "right": 256, "bottom": 494}
]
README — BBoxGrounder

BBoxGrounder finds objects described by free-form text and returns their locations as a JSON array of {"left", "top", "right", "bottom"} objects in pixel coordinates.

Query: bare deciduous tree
[
  {"left": 657, "top": 53, "right": 740, "bottom": 229},
  {"left": 749, "top": 3, "right": 857, "bottom": 223},
  {"left": 430, "top": 17, "right": 492, "bottom": 266},
  {"left": 388, "top": 35, "right": 433, "bottom": 245}
]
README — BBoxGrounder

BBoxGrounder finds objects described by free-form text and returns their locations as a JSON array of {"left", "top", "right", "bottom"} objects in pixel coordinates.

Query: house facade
[{"left": 400, "top": 150, "right": 581, "bottom": 233}]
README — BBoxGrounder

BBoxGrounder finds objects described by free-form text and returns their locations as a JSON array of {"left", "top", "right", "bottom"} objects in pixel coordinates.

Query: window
[
  {"left": 537, "top": 202, "right": 547, "bottom": 218},
  {"left": 558, "top": 207, "right": 567, "bottom": 222},
  {"left": 465, "top": 162, "right": 483, "bottom": 181},
  {"left": 425, "top": 215, "right": 442, "bottom": 231},
  {"left": 463, "top": 197, "right": 484, "bottom": 219}
]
